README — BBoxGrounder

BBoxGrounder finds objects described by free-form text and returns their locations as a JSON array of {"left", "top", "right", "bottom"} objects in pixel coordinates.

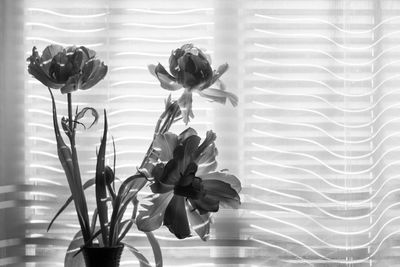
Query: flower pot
[{"left": 82, "top": 244, "right": 124, "bottom": 267}]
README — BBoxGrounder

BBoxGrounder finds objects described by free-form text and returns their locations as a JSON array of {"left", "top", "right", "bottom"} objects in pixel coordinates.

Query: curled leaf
[{"left": 76, "top": 107, "right": 99, "bottom": 129}]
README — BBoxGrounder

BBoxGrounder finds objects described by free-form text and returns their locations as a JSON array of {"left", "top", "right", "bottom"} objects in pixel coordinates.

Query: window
[{"left": 0, "top": 0, "right": 399, "bottom": 266}]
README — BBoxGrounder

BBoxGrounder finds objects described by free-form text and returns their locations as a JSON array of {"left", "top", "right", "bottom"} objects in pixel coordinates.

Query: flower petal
[
  {"left": 150, "top": 180, "right": 175, "bottom": 194},
  {"left": 180, "top": 135, "right": 201, "bottom": 173},
  {"left": 201, "top": 172, "right": 242, "bottom": 194},
  {"left": 178, "top": 127, "right": 198, "bottom": 143},
  {"left": 196, "top": 144, "right": 218, "bottom": 176},
  {"left": 41, "top": 44, "right": 64, "bottom": 63},
  {"left": 213, "top": 63, "right": 229, "bottom": 82},
  {"left": 79, "top": 46, "right": 96, "bottom": 60},
  {"left": 81, "top": 59, "right": 108, "bottom": 90},
  {"left": 177, "top": 91, "right": 194, "bottom": 124},
  {"left": 152, "top": 63, "right": 182, "bottom": 91},
  {"left": 189, "top": 195, "right": 219, "bottom": 214},
  {"left": 60, "top": 74, "right": 80, "bottom": 94},
  {"left": 155, "top": 159, "right": 181, "bottom": 186},
  {"left": 201, "top": 177, "right": 241, "bottom": 209},
  {"left": 136, "top": 192, "right": 174, "bottom": 232},
  {"left": 169, "top": 48, "right": 185, "bottom": 77},
  {"left": 163, "top": 195, "right": 191, "bottom": 239},
  {"left": 27, "top": 63, "right": 63, "bottom": 89},
  {"left": 153, "top": 132, "right": 178, "bottom": 161},
  {"left": 186, "top": 201, "right": 211, "bottom": 241},
  {"left": 198, "top": 88, "right": 238, "bottom": 106}
]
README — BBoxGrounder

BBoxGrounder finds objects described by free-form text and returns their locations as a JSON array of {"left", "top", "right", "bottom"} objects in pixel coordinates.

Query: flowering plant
[{"left": 27, "top": 44, "right": 241, "bottom": 267}]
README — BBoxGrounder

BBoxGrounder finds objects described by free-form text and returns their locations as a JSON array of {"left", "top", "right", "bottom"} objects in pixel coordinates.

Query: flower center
[{"left": 174, "top": 176, "right": 204, "bottom": 199}]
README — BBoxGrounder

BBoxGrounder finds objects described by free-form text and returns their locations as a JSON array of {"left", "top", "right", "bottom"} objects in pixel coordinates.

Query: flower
[
  {"left": 27, "top": 44, "right": 107, "bottom": 94},
  {"left": 149, "top": 44, "right": 238, "bottom": 124},
  {"left": 136, "top": 128, "right": 241, "bottom": 240}
]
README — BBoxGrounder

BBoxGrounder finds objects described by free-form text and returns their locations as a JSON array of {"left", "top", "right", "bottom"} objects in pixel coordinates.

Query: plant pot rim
[{"left": 82, "top": 244, "right": 124, "bottom": 249}]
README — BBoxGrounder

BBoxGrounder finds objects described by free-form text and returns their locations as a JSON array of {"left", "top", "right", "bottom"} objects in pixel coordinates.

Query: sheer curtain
[
  {"left": 1, "top": 0, "right": 400, "bottom": 266},
  {"left": 243, "top": 0, "right": 400, "bottom": 266}
]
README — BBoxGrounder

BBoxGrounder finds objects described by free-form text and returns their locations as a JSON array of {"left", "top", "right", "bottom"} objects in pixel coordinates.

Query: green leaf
[
  {"left": 146, "top": 232, "right": 163, "bottom": 267},
  {"left": 108, "top": 174, "right": 146, "bottom": 246},
  {"left": 95, "top": 110, "right": 109, "bottom": 245},
  {"left": 123, "top": 243, "right": 152, "bottom": 267},
  {"left": 91, "top": 208, "right": 98, "bottom": 235},
  {"left": 75, "top": 107, "right": 99, "bottom": 129},
  {"left": 116, "top": 219, "right": 134, "bottom": 244},
  {"left": 48, "top": 88, "right": 91, "bottom": 241},
  {"left": 64, "top": 231, "right": 85, "bottom": 267},
  {"left": 47, "top": 178, "right": 95, "bottom": 232}
]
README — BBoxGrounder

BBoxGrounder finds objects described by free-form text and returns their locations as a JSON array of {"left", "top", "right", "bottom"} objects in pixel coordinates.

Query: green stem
[{"left": 67, "top": 93, "right": 91, "bottom": 244}]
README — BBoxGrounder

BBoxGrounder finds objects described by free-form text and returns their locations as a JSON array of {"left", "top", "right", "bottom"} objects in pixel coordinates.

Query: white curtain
[
  {"left": 1, "top": 0, "right": 400, "bottom": 266},
  {"left": 243, "top": 0, "right": 400, "bottom": 266}
]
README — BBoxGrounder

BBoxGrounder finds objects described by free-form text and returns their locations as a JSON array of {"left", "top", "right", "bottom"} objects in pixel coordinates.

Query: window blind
[
  {"left": 243, "top": 0, "right": 400, "bottom": 266},
  {"left": 22, "top": 0, "right": 400, "bottom": 266}
]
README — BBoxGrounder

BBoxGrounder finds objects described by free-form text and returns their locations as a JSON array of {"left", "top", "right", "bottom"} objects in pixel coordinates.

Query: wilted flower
[
  {"left": 27, "top": 44, "right": 107, "bottom": 94},
  {"left": 136, "top": 128, "right": 241, "bottom": 240},
  {"left": 149, "top": 44, "right": 238, "bottom": 124}
]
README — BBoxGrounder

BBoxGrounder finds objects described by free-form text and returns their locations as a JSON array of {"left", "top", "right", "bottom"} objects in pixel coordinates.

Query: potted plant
[{"left": 27, "top": 43, "right": 241, "bottom": 267}]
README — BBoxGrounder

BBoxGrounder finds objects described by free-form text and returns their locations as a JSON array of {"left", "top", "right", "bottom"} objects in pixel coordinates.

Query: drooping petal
[
  {"left": 151, "top": 63, "right": 182, "bottom": 91},
  {"left": 136, "top": 192, "right": 174, "bottom": 232},
  {"left": 189, "top": 195, "right": 219, "bottom": 214},
  {"left": 80, "top": 59, "right": 108, "bottom": 90},
  {"left": 201, "top": 178, "right": 241, "bottom": 209},
  {"left": 198, "top": 88, "right": 238, "bottom": 107},
  {"left": 201, "top": 172, "right": 242, "bottom": 194},
  {"left": 163, "top": 195, "right": 191, "bottom": 239},
  {"left": 212, "top": 63, "right": 229, "bottom": 83},
  {"left": 186, "top": 200, "right": 211, "bottom": 241},
  {"left": 153, "top": 132, "right": 178, "bottom": 161},
  {"left": 177, "top": 91, "right": 194, "bottom": 124}
]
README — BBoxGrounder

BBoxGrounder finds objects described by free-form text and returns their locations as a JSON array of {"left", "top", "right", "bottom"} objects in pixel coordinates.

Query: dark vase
[{"left": 82, "top": 244, "right": 124, "bottom": 267}]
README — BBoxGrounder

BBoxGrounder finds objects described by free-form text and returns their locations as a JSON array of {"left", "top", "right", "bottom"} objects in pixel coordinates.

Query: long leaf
[
  {"left": 95, "top": 110, "right": 109, "bottom": 245},
  {"left": 146, "top": 232, "right": 163, "bottom": 267},
  {"left": 116, "top": 198, "right": 139, "bottom": 243},
  {"left": 109, "top": 173, "right": 145, "bottom": 246},
  {"left": 65, "top": 231, "right": 85, "bottom": 267},
  {"left": 123, "top": 243, "right": 152, "bottom": 267},
  {"left": 91, "top": 208, "right": 98, "bottom": 235},
  {"left": 47, "top": 178, "right": 95, "bottom": 232},
  {"left": 75, "top": 106, "right": 99, "bottom": 129},
  {"left": 48, "top": 88, "right": 90, "bottom": 240},
  {"left": 116, "top": 219, "right": 134, "bottom": 244}
]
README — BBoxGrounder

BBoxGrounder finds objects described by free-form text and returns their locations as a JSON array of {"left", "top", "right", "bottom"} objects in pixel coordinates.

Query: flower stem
[{"left": 67, "top": 93, "right": 91, "bottom": 244}]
